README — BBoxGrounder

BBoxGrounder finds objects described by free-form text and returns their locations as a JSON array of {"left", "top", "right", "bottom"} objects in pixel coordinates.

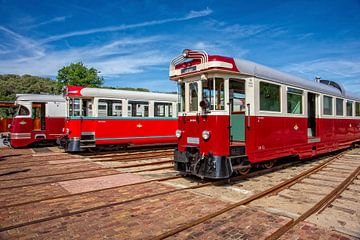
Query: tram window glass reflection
[
  {"left": 229, "top": 80, "right": 245, "bottom": 112},
  {"left": 287, "top": 88, "right": 303, "bottom": 114},
  {"left": 336, "top": 98, "right": 344, "bottom": 116},
  {"left": 346, "top": 101, "right": 353, "bottom": 116},
  {"left": 128, "top": 101, "right": 149, "bottom": 117},
  {"left": 189, "top": 82, "right": 198, "bottom": 112},
  {"left": 202, "top": 79, "right": 213, "bottom": 110},
  {"left": 154, "top": 102, "right": 173, "bottom": 117},
  {"left": 98, "top": 99, "right": 122, "bottom": 117},
  {"left": 17, "top": 105, "right": 30, "bottom": 116},
  {"left": 178, "top": 82, "right": 185, "bottom": 112},
  {"left": 323, "top": 96, "right": 333, "bottom": 115},
  {"left": 260, "top": 82, "right": 281, "bottom": 112},
  {"left": 356, "top": 102, "right": 360, "bottom": 117},
  {"left": 214, "top": 78, "right": 225, "bottom": 110},
  {"left": 82, "top": 99, "right": 93, "bottom": 117},
  {"left": 69, "top": 98, "right": 81, "bottom": 116}
]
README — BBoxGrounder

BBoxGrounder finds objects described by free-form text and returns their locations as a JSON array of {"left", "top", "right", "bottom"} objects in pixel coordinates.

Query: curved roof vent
[{"left": 315, "top": 77, "right": 345, "bottom": 95}]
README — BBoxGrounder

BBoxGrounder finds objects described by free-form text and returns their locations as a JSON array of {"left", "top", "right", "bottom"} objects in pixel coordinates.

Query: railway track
[
  {"left": 0, "top": 150, "right": 350, "bottom": 235},
  {"left": 152, "top": 149, "right": 360, "bottom": 239}
]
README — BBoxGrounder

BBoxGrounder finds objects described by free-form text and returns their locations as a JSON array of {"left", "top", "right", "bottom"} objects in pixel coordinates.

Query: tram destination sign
[{"left": 181, "top": 66, "right": 196, "bottom": 74}]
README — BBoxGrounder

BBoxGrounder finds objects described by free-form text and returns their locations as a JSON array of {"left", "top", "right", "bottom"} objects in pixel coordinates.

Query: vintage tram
[
  {"left": 6, "top": 94, "right": 66, "bottom": 148},
  {"left": 60, "top": 86, "right": 178, "bottom": 152},
  {"left": 170, "top": 49, "right": 360, "bottom": 179},
  {"left": 0, "top": 101, "right": 15, "bottom": 139}
]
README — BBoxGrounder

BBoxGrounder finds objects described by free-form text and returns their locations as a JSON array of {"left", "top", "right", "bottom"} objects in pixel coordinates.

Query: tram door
[
  {"left": 32, "top": 103, "right": 46, "bottom": 131},
  {"left": 229, "top": 79, "right": 246, "bottom": 142},
  {"left": 307, "top": 92, "right": 317, "bottom": 137}
]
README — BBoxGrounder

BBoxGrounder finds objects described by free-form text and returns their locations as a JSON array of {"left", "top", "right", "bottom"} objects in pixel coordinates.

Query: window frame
[
  {"left": 335, "top": 98, "right": 344, "bottom": 116},
  {"left": 323, "top": 95, "right": 333, "bottom": 116},
  {"left": 346, "top": 100, "right": 353, "bottom": 117},
  {"left": 287, "top": 87, "right": 303, "bottom": 115},
  {"left": 259, "top": 81, "right": 281, "bottom": 113}
]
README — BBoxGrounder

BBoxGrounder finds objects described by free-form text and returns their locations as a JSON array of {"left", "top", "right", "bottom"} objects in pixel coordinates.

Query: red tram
[
  {"left": 60, "top": 86, "right": 178, "bottom": 152},
  {"left": 6, "top": 94, "right": 66, "bottom": 148},
  {"left": 0, "top": 101, "right": 15, "bottom": 138},
  {"left": 170, "top": 49, "right": 360, "bottom": 179}
]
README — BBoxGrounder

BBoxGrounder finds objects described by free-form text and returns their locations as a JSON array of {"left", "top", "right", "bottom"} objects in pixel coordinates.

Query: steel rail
[
  {"left": 151, "top": 151, "right": 345, "bottom": 240},
  {"left": 266, "top": 166, "right": 360, "bottom": 240}
]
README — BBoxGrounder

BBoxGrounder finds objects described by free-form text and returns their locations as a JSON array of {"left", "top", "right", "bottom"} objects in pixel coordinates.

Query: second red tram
[
  {"left": 60, "top": 86, "right": 178, "bottom": 152},
  {"left": 7, "top": 94, "right": 66, "bottom": 148},
  {"left": 170, "top": 49, "right": 360, "bottom": 179}
]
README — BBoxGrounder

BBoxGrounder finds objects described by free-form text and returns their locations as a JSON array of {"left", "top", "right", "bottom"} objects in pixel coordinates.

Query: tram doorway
[
  {"left": 32, "top": 103, "right": 46, "bottom": 131},
  {"left": 229, "top": 79, "right": 246, "bottom": 143},
  {"left": 307, "top": 92, "right": 317, "bottom": 137}
]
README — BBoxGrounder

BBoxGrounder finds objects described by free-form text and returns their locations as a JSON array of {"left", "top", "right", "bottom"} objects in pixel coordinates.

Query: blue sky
[{"left": 0, "top": 0, "right": 359, "bottom": 93}]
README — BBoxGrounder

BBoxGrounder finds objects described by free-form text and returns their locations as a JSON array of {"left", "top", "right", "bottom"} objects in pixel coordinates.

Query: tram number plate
[
  {"left": 181, "top": 66, "right": 196, "bottom": 74},
  {"left": 187, "top": 137, "right": 200, "bottom": 144}
]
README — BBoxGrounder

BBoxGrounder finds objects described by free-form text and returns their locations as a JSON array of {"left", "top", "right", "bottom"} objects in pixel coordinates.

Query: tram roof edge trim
[
  {"left": 65, "top": 86, "right": 177, "bottom": 102},
  {"left": 15, "top": 94, "right": 65, "bottom": 102}
]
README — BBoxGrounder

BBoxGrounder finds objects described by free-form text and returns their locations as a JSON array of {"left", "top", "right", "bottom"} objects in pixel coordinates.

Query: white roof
[
  {"left": 16, "top": 94, "right": 65, "bottom": 102},
  {"left": 234, "top": 58, "right": 360, "bottom": 101},
  {"left": 80, "top": 88, "right": 177, "bottom": 102}
]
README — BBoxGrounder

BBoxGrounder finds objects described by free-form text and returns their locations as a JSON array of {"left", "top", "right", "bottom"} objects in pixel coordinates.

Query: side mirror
[{"left": 200, "top": 99, "right": 209, "bottom": 109}]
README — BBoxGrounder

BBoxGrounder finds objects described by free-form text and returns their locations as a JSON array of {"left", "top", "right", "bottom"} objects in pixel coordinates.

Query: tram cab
[{"left": 171, "top": 50, "right": 250, "bottom": 178}]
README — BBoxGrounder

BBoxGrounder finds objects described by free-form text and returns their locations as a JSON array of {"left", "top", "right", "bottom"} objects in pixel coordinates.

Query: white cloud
[
  {"left": 282, "top": 58, "right": 360, "bottom": 93},
  {"left": 40, "top": 8, "right": 213, "bottom": 44},
  {"left": 205, "top": 20, "right": 268, "bottom": 38},
  {"left": 27, "top": 16, "right": 71, "bottom": 29}
]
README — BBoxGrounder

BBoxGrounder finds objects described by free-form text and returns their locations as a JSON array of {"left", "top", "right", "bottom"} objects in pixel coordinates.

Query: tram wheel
[
  {"left": 262, "top": 160, "right": 275, "bottom": 169},
  {"left": 237, "top": 167, "right": 251, "bottom": 175}
]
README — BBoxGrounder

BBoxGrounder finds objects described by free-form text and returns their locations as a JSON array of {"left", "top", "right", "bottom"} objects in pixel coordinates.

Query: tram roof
[
  {"left": 16, "top": 94, "right": 65, "bottom": 102},
  {"left": 77, "top": 87, "right": 177, "bottom": 102},
  {"left": 235, "top": 58, "right": 360, "bottom": 101}
]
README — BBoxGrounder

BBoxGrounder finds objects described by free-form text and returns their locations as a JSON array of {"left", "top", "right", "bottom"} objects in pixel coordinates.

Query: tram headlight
[
  {"left": 175, "top": 129, "right": 182, "bottom": 138},
  {"left": 202, "top": 130, "right": 210, "bottom": 140}
]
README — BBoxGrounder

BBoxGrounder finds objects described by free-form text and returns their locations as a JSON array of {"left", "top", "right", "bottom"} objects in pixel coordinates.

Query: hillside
[{"left": 0, "top": 74, "right": 60, "bottom": 101}]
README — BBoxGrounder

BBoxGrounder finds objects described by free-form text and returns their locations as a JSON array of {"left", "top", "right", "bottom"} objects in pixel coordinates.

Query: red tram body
[
  {"left": 0, "top": 101, "right": 15, "bottom": 138},
  {"left": 61, "top": 86, "right": 178, "bottom": 152},
  {"left": 171, "top": 49, "right": 360, "bottom": 179},
  {"left": 7, "top": 94, "right": 66, "bottom": 148}
]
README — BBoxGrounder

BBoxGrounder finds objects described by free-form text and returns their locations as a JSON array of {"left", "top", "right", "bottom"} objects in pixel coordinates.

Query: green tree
[
  {"left": 0, "top": 74, "right": 59, "bottom": 101},
  {"left": 57, "top": 62, "right": 103, "bottom": 88}
]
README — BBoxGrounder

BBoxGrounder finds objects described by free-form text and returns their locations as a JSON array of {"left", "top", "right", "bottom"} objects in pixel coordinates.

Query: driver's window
[
  {"left": 214, "top": 78, "right": 225, "bottom": 110},
  {"left": 202, "top": 79, "right": 213, "bottom": 110},
  {"left": 189, "top": 82, "right": 198, "bottom": 112}
]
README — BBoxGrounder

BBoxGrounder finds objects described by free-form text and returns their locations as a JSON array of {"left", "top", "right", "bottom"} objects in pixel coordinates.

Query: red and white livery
[
  {"left": 60, "top": 86, "right": 178, "bottom": 152},
  {"left": 0, "top": 101, "right": 15, "bottom": 139},
  {"left": 170, "top": 49, "right": 360, "bottom": 179},
  {"left": 7, "top": 94, "right": 66, "bottom": 148}
]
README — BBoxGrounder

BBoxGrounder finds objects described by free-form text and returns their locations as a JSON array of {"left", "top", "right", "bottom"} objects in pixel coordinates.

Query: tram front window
[
  {"left": 15, "top": 105, "right": 30, "bottom": 116},
  {"left": 189, "top": 82, "right": 198, "bottom": 112}
]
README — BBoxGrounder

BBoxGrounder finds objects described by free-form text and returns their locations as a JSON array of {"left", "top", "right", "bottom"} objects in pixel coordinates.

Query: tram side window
[
  {"left": 128, "top": 101, "right": 149, "bottom": 117},
  {"left": 356, "top": 102, "right": 360, "bottom": 117},
  {"left": 98, "top": 99, "right": 122, "bottom": 117},
  {"left": 178, "top": 82, "right": 185, "bottom": 112},
  {"left": 336, "top": 98, "right": 344, "bottom": 116},
  {"left": 202, "top": 79, "right": 213, "bottom": 110},
  {"left": 154, "top": 102, "right": 173, "bottom": 117},
  {"left": 346, "top": 101, "right": 353, "bottom": 116},
  {"left": 214, "top": 78, "right": 225, "bottom": 110},
  {"left": 82, "top": 99, "right": 93, "bottom": 117},
  {"left": 69, "top": 98, "right": 81, "bottom": 116},
  {"left": 229, "top": 80, "right": 245, "bottom": 112},
  {"left": 287, "top": 88, "right": 303, "bottom": 114},
  {"left": 323, "top": 96, "right": 333, "bottom": 115},
  {"left": 17, "top": 105, "right": 30, "bottom": 116},
  {"left": 98, "top": 100, "right": 108, "bottom": 117},
  {"left": 189, "top": 82, "right": 198, "bottom": 112},
  {"left": 260, "top": 82, "right": 281, "bottom": 112}
]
